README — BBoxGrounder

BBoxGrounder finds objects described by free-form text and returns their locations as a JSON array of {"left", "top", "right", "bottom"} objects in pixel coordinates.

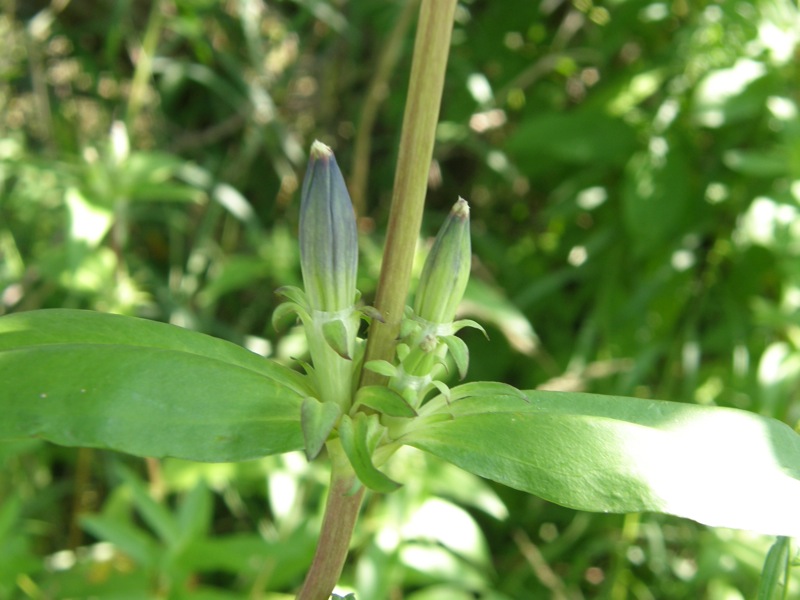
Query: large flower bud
[
  {"left": 414, "top": 198, "right": 471, "bottom": 324},
  {"left": 299, "top": 140, "right": 358, "bottom": 312}
]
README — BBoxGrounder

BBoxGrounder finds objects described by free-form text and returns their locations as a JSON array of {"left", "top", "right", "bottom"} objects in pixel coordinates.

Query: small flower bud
[
  {"left": 299, "top": 140, "right": 358, "bottom": 312},
  {"left": 414, "top": 198, "right": 471, "bottom": 324}
]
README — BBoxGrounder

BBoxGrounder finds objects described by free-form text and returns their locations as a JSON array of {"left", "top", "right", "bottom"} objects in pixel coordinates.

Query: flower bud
[
  {"left": 299, "top": 140, "right": 358, "bottom": 312},
  {"left": 414, "top": 198, "right": 471, "bottom": 324}
]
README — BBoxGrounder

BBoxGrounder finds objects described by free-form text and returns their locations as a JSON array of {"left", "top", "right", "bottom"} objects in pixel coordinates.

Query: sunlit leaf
[{"left": 407, "top": 390, "right": 800, "bottom": 537}]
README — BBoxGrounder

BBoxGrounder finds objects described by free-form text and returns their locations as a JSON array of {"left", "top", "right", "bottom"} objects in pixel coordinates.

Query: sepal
[
  {"left": 452, "top": 319, "right": 488, "bottom": 339},
  {"left": 364, "top": 360, "right": 399, "bottom": 378},
  {"left": 272, "top": 301, "right": 308, "bottom": 331},
  {"left": 275, "top": 285, "right": 308, "bottom": 306},
  {"left": 449, "top": 380, "right": 528, "bottom": 403},
  {"left": 359, "top": 305, "right": 385, "bottom": 324},
  {"left": 301, "top": 397, "right": 341, "bottom": 461},
  {"left": 442, "top": 335, "right": 469, "bottom": 380},
  {"left": 322, "top": 319, "right": 352, "bottom": 360}
]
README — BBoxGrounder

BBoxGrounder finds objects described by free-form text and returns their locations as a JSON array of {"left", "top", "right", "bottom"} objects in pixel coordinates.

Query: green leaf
[
  {"left": 406, "top": 389, "right": 800, "bottom": 537},
  {"left": 301, "top": 396, "right": 341, "bottom": 460},
  {"left": 117, "top": 464, "right": 180, "bottom": 546},
  {"left": 758, "top": 537, "right": 790, "bottom": 600},
  {"left": 506, "top": 109, "right": 637, "bottom": 170},
  {"left": 175, "top": 530, "right": 315, "bottom": 589},
  {"left": 80, "top": 513, "right": 158, "bottom": 567},
  {"left": 364, "top": 360, "right": 398, "bottom": 378},
  {"left": 355, "top": 386, "right": 417, "bottom": 418},
  {"left": 176, "top": 481, "right": 213, "bottom": 547},
  {"left": 339, "top": 413, "right": 400, "bottom": 493},
  {"left": 622, "top": 147, "right": 691, "bottom": 253},
  {"left": 0, "top": 309, "right": 308, "bottom": 462}
]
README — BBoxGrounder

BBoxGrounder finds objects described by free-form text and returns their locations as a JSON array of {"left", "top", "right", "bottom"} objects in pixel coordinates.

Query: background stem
[
  {"left": 361, "top": 0, "right": 459, "bottom": 384},
  {"left": 349, "top": 0, "right": 419, "bottom": 215}
]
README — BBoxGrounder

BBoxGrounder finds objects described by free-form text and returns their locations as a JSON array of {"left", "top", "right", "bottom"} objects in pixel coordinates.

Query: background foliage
[{"left": 2, "top": 0, "right": 800, "bottom": 598}]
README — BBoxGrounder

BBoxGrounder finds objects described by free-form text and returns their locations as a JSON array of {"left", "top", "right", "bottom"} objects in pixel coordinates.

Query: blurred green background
[{"left": 2, "top": 0, "right": 800, "bottom": 598}]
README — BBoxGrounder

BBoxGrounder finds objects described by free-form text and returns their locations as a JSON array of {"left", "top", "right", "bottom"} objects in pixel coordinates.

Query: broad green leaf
[
  {"left": 301, "top": 396, "right": 341, "bottom": 460},
  {"left": 0, "top": 309, "right": 308, "bottom": 462},
  {"left": 339, "top": 413, "right": 400, "bottom": 493},
  {"left": 407, "top": 390, "right": 800, "bottom": 537}
]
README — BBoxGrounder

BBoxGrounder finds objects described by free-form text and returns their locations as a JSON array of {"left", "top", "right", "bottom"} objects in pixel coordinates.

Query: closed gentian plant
[{"left": 1, "top": 2, "right": 800, "bottom": 599}]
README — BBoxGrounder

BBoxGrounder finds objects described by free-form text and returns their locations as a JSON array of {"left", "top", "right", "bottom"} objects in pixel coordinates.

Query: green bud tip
[
  {"left": 414, "top": 197, "right": 471, "bottom": 325},
  {"left": 299, "top": 140, "right": 358, "bottom": 312}
]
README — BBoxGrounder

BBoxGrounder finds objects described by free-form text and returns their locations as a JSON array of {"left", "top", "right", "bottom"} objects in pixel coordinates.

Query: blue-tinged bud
[
  {"left": 414, "top": 198, "right": 471, "bottom": 324},
  {"left": 300, "top": 140, "right": 358, "bottom": 312}
]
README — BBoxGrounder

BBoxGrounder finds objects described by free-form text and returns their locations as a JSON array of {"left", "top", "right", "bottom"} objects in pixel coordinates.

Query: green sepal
[
  {"left": 355, "top": 386, "right": 417, "bottom": 418},
  {"left": 272, "top": 301, "right": 306, "bottom": 331},
  {"left": 442, "top": 335, "right": 469, "bottom": 380},
  {"left": 275, "top": 285, "right": 307, "bottom": 306},
  {"left": 451, "top": 381, "right": 527, "bottom": 403},
  {"left": 359, "top": 305, "right": 385, "bottom": 323},
  {"left": 452, "top": 319, "right": 489, "bottom": 339},
  {"left": 396, "top": 343, "right": 411, "bottom": 362},
  {"left": 399, "top": 314, "right": 418, "bottom": 339},
  {"left": 301, "top": 397, "right": 341, "bottom": 461},
  {"left": 294, "top": 357, "right": 315, "bottom": 376},
  {"left": 419, "top": 380, "right": 527, "bottom": 417},
  {"left": 429, "top": 380, "right": 451, "bottom": 404},
  {"left": 338, "top": 413, "right": 401, "bottom": 493},
  {"left": 321, "top": 319, "right": 352, "bottom": 360},
  {"left": 364, "top": 360, "right": 398, "bottom": 378},
  {"left": 400, "top": 386, "right": 419, "bottom": 409}
]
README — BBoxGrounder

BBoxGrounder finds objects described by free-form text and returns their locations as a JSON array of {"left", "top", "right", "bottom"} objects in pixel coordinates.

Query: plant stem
[
  {"left": 296, "top": 441, "right": 365, "bottom": 600},
  {"left": 361, "top": 0, "right": 459, "bottom": 385},
  {"left": 297, "top": 2, "right": 457, "bottom": 597}
]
